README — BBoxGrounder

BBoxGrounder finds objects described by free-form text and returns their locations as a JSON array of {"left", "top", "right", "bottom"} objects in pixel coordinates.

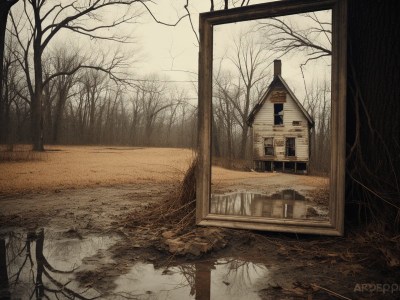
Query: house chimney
[{"left": 274, "top": 59, "right": 282, "bottom": 77}]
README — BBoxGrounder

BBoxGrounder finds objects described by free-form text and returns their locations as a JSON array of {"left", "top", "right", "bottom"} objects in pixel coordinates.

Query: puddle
[
  {"left": 0, "top": 229, "right": 118, "bottom": 299},
  {"left": 0, "top": 229, "right": 273, "bottom": 300},
  {"left": 210, "top": 189, "right": 328, "bottom": 219},
  {"left": 111, "top": 259, "right": 270, "bottom": 300}
]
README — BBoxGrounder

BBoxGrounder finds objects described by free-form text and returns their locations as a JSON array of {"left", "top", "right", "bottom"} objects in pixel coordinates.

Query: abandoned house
[{"left": 247, "top": 60, "right": 314, "bottom": 174}]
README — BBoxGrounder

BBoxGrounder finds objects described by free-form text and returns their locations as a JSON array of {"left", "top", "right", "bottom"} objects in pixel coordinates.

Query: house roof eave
[{"left": 247, "top": 75, "right": 315, "bottom": 127}]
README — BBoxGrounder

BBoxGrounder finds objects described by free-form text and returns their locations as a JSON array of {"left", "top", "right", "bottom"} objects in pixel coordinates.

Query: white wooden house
[{"left": 247, "top": 60, "right": 314, "bottom": 174}]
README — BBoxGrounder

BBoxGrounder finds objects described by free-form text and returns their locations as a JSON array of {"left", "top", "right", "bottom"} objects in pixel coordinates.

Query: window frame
[
  {"left": 286, "top": 137, "right": 296, "bottom": 157},
  {"left": 264, "top": 137, "right": 274, "bottom": 156},
  {"left": 274, "top": 103, "right": 284, "bottom": 125}
]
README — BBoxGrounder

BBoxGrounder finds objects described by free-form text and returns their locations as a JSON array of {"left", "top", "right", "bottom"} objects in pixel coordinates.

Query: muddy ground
[
  {"left": 0, "top": 146, "right": 398, "bottom": 299},
  {"left": 1, "top": 184, "right": 399, "bottom": 299}
]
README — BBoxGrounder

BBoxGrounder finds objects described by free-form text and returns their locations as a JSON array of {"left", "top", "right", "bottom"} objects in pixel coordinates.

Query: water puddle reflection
[
  {"left": 0, "top": 229, "right": 118, "bottom": 299},
  {"left": 1, "top": 229, "right": 272, "bottom": 299},
  {"left": 112, "top": 259, "right": 269, "bottom": 300},
  {"left": 211, "top": 189, "right": 328, "bottom": 220}
]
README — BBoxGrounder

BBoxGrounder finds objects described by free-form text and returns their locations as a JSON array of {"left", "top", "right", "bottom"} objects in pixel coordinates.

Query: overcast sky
[
  {"left": 213, "top": 11, "right": 331, "bottom": 102},
  {"left": 10, "top": 0, "right": 331, "bottom": 102},
  {"left": 136, "top": 1, "right": 331, "bottom": 102}
]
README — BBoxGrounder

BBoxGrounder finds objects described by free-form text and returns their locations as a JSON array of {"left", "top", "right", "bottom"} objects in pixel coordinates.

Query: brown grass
[
  {"left": 0, "top": 145, "right": 194, "bottom": 194},
  {"left": 0, "top": 145, "right": 328, "bottom": 197},
  {"left": 0, "top": 144, "right": 47, "bottom": 163}
]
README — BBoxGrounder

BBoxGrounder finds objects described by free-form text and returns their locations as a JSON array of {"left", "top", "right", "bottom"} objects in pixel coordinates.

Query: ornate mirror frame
[{"left": 196, "top": 0, "right": 347, "bottom": 236}]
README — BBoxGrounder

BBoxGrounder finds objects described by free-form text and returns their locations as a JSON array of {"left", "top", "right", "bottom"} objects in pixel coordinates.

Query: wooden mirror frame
[{"left": 196, "top": 0, "right": 347, "bottom": 236}]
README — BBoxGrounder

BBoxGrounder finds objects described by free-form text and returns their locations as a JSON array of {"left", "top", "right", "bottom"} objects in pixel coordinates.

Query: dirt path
[{"left": 0, "top": 184, "right": 171, "bottom": 231}]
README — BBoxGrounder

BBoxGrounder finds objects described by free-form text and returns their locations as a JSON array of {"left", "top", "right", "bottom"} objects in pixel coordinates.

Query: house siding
[{"left": 252, "top": 91, "right": 309, "bottom": 162}]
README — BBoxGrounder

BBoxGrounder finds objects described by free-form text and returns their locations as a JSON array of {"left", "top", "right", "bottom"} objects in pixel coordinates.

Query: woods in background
[
  {"left": 1, "top": 49, "right": 197, "bottom": 148},
  {"left": 1, "top": 5, "right": 331, "bottom": 175},
  {"left": 0, "top": 0, "right": 197, "bottom": 149}
]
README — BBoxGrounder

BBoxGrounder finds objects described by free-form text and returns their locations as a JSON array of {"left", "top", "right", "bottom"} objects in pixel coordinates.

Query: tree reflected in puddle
[
  {"left": 112, "top": 259, "right": 269, "bottom": 300},
  {"left": 0, "top": 229, "right": 116, "bottom": 299},
  {"left": 1, "top": 229, "right": 272, "bottom": 300}
]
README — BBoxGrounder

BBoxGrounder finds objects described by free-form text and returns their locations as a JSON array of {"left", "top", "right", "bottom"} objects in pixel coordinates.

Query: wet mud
[{"left": 1, "top": 186, "right": 399, "bottom": 299}]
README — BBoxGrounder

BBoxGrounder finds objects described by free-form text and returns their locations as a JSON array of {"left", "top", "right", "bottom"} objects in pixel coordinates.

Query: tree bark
[
  {"left": 0, "top": 0, "right": 19, "bottom": 144},
  {"left": 31, "top": 3, "right": 44, "bottom": 151},
  {"left": 346, "top": 0, "right": 400, "bottom": 229}
]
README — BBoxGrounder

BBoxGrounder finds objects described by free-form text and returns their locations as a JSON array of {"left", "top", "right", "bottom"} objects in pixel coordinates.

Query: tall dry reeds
[{"left": 127, "top": 156, "right": 198, "bottom": 231}]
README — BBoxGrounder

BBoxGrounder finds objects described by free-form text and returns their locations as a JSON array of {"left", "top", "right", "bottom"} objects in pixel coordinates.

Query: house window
[
  {"left": 292, "top": 121, "right": 302, "bottom": 126},
  {"left": 274, "top": 103, "right": 283, "bottom": 125},
  {"left": 283, "top": 203, "right": 294, "bottom": 219},
  {"left": 264, "top": 138, "right": 274, "bottom": 156},
  {"left": 286, "top": 138, "right": 296, "bottom": 157}
]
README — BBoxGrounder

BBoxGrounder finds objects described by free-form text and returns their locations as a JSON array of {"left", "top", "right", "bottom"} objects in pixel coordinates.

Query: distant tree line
[
  {"left": 1, "top": 44, "right": 197, "bottom": 148},
  {"left": 0, "top": 0, "right": 195, "bottom": 151}
]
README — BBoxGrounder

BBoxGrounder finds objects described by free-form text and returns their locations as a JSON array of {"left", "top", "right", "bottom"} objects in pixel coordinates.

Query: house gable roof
[{"left": 247, "top": 75, "right": 314, "bottom": 128}]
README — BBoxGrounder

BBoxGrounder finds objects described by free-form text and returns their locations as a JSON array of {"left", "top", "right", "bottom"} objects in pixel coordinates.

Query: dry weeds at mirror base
[
  {"left": 122, "top": 157, "right": 230, "bottom": 256},
  {"left": 196, "top": 0, "right": 347, "bottom": 236}
]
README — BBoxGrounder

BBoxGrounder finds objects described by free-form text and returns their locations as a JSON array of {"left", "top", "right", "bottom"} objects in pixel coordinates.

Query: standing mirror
[{"left": 197, "top": 0, "right": 347, "bottom": 235}]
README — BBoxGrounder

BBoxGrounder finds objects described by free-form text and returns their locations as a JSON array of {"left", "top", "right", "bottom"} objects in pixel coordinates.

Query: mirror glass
[
  {"left": 210, "top": 10, "right": 332, "bottom": 221},
  {"left": 197, "top": 0, "right": 346, "bottom": 236}
]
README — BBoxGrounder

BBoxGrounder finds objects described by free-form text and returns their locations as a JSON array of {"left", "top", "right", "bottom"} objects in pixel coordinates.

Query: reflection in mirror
[
  {"left": 211, "top": 10, "right": 332, "bottom": 221},
  {"left": 210, "top": 189, "right": 328, "bottom": 220}
]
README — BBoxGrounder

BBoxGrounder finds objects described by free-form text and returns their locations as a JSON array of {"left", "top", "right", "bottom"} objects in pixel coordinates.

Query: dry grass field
[
  {"left": 0, "top": 145, "right": 328, "bottom": 195},
  {"left": 0, "top": 145, "right": 195, "bottom": 194}
]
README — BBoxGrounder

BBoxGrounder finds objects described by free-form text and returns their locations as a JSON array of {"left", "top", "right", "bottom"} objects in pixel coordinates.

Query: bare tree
[
  {"left": 135, "top": 76, "right": 174, "bottom": 146},
  {"left": 214, "top": 33, "right": 271, "bottom": 159},
  {"left": 214, "top": 71, "right": 240, "bottom": 159},
  {"left": 256, "top": 12, "right": 332, "bottom": 65},
  {"left": 0, "top": 36, "right": 21, "bottom": 145},
  {"left": 7, "top": 0, "right": 145, "bottom": 150},
  {"left": 0, "top": 1, "right": 19, "bottom": 130},
  {"left": 128, "top": 87, "right": 142, "bottom": 145},
  {"left": 46, "top": 48, "right": 80, "bottom": 144},
  {"left": 302, "top": 79, "right": 331, "bottom": 173}
]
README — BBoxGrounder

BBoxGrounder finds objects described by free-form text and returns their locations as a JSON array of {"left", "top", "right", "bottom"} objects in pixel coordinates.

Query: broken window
[
  {"left": 286, "top": 138, "right": 296, "bottom": 156},
  {"left": 292, "top": 121, "right": 302, "bottom": 126},
  {"left": 264, "top": 137, "right": 274, "bottom": 156},
  {"left": 274, "top": 103, "right": 283, "bottom": 125}
]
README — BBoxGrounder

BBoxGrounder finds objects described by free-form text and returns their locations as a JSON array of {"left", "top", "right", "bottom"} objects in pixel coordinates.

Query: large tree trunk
[
  {"left": 239, "top": 124, "right": 249, "bottom": 159},
  {"left": 0, "top": 0, "right": 18, "bottom": 145},
  {"left": 346, "top": 0, "right": 400, "bottom": 230},
  {"left": 52, "top": 89, "right": 67, "bottom": 144},
  {"left": 32, "top": 52, "right": 44, "bottom": 151},
  {"left": 32, "top": 6, "right": 44, "bottom": 151}
]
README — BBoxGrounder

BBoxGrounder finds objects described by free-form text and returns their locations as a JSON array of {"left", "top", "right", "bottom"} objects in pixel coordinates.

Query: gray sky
[
  {"left": 136, "top": 1, "right": 331, "bottom": 103},
  {"left": 10, "top": 0, "right": 331, "bottom": 102},
  {"left": 213, "top": 11, "right": 331, "bottom": 102}
]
